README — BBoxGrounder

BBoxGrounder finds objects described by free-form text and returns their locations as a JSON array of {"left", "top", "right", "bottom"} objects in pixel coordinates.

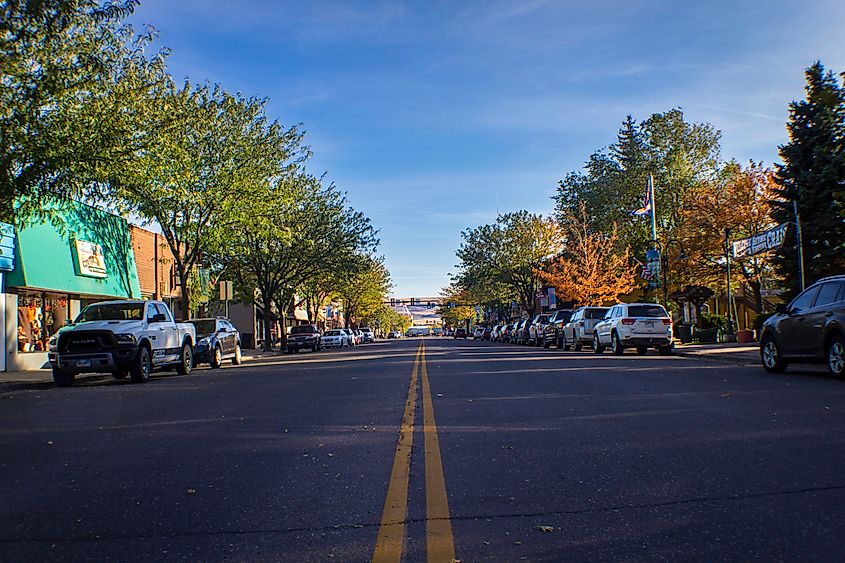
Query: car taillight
[
  {"left": 621, "top": 318, "right": 636, "bottom": 325},
  {"left": 661, "top": 318, "right": 672, "bottom": 325}
]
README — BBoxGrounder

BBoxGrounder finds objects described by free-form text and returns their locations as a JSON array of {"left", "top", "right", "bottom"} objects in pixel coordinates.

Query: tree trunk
[
  {"left": 261, "top": 297, "right": 273, "bottom": 352},
  {"left": 178, "top": 267, "right": 191, "bottom": 321}
]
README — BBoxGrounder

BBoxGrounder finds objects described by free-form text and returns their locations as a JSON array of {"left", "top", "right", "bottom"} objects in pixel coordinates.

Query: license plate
[
  {"left": 76, "top": 359, "right": 91, "bottom": 368},
  {"left": 645, "top": 321, "right": 654, "bottom": 328}
]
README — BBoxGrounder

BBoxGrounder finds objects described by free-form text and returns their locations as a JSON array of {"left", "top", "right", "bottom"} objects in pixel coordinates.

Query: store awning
[{"left": 6, "top": 201, "right": 141, "bottom": 299}]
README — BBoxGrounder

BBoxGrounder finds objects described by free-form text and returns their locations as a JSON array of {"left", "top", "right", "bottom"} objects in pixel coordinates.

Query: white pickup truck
[{"left": 48, "top": 300, "right": 196, "bottom": 387}]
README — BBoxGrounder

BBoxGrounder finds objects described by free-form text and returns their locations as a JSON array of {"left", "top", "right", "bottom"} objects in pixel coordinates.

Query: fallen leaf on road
[
  {"left": 721, "top": 393, "right": 733, "bottom": 398},
  {"left": 186, "top": 488, "right": 196, "bottom": 494},
  {"left": 536, "top": 525, "right": 554, "bottom": 533},
  {"left": 47, "top": 441, "right": 53, "bottom": 445}
]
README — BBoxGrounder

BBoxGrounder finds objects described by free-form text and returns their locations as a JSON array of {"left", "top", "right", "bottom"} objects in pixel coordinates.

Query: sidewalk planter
[
  {"left": 736, "top": 329, "right": 755, "bottom": 344},
  {"left": 693, "top": 327, "right": 720, "bottom": 344},
  {"left": 676, "top": 323, "right": 694, "bottom": 344}
]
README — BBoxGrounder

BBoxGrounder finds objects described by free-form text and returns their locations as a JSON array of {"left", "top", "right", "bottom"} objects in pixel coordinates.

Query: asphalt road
[{"left": 2, "top": 338, "right": 845, "bottom": 562}]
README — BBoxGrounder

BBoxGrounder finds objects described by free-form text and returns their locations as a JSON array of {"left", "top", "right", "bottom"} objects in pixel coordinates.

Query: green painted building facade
[{"left": 3, "top": 201, "right": 141, "bottom": 371}]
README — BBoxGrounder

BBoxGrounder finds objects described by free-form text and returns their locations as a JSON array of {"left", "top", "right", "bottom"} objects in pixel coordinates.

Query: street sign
[
  {"left": 645, "top": 248, "right": 661, "bottom": 289},
  {"left": 219, "top": 280, "right": 234, "bottom": 301}
]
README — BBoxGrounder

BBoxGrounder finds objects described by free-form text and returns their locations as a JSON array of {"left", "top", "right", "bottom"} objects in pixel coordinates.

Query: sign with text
[
  {"left": 732, "top": 223, "right": 788, "bottom": 258},
  {"left": 0, "top": 221, "right": 15, "bottom": 272},
  {"left": 219, "top": 280, "right": 234, "bottom": 301},
  {"left": 73, "top": 239, "right": 107, "bottom": 278}
]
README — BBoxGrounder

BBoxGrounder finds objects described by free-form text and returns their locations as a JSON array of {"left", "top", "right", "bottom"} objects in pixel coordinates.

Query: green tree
[
  {"left": 111, "top": 83, "right": 299, "bottom": 318},
  {"left": 335, "top": 256, "right": 392, "bottom": 328},
  {"left": 771, "top": 61, "right": 845, "bottom": 297},
  {"left": 455, "top": 211, "right": 561, "bottom": 317},
  {"left": 1, "top": 0, "right": 167, "bottom": 223}
]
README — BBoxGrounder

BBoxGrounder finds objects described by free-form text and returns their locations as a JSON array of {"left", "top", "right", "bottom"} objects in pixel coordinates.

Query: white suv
[{"left": 593, "top": 303, "right": 673, "bottom": 355}]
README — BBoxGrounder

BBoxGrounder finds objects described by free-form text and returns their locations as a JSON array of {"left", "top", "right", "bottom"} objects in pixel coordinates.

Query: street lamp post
[{"left": 658, "top": 239, "right": 687, "bottom": 309}]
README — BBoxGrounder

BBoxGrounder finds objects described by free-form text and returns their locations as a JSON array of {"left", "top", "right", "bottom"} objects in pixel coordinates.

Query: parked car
[
  {"left": 322, "top": 329, "right": 349, "bottom": 348},
  {"left": 562, "top": 307, "right": 609, "bottom": 351},
  {"left": 491, "top": 325, "right": 503, "bottom": 341},
  {"left": 342, "top": 328, "right": 359, "bottom": 345},
  {"left": 514, "top": 319, "right": 531, "bottom": 345},
  {"left": 759, "top": 275, "right": 845, "bottom": 376},
  {"left": 432, "top": 327, "right": 443, "bottom": 337},
  {"left": 528, "top": 314, "right": 551, "bottom": 346},
  {"left": 593, "top": 303, "right": 673, "bottom": 355},
  {"left": 501, "top": 322, "right": 516, "bottom": 343},
  {"left": 482, "top": 326, "right": 493, "bottom": 340},
  {"left": 454, "top": 327, "right": 468, "bottom": 339},
  {"left": 48, "top": 300, "right": 196, "bottom": 386},
  {"left": 360, "top": 327, "right": 375, "bottom": 343},
  {"left": 542, "top": 309, "right": 575, "bottom": 348},
  {"left": 388, "top": 330, "right": 402, "bottom": 339},
  {"left": 352, "top": 329, "right": 364, "bottom": 344},
  {"left": 287, "top": 324, "right": 322, "bottom": 353},
  {"left": 472, "top": 326, "right": 485, "bottom": 340},
  {"left": 189, "top": 317, "right": 243, "bottom": 368}
]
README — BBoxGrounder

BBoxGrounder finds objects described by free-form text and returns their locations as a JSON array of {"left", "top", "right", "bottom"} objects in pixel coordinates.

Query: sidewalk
[
  {"left": 673, "top": 341, "right": 760, "bottom": 365},
  {"left": 0, "top": 350, "right": 277, "bottom": 390}
]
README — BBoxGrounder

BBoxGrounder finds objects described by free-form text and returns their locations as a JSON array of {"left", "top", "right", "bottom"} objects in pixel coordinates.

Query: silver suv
[
  {"left": 593, "top": 303, "right": 673, "bottom": 355},
  {"left": 563, "top": 306, "right": 609, "bottom": 351}
]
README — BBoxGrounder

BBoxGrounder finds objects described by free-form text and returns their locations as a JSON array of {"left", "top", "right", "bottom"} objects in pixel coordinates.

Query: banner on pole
[{"left": 732, "top": 223, "right": 788, "bottom": 258}]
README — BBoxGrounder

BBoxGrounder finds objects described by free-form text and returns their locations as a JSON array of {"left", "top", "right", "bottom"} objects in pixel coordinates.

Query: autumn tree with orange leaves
[{"left": 538, "top": 203, "right": 637, "bottom": 306}]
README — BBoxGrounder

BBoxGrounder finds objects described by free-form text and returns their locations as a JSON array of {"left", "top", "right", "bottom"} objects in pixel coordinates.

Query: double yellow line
[{"left": 372, "top": 342, "right": 455, "bottom": 563}]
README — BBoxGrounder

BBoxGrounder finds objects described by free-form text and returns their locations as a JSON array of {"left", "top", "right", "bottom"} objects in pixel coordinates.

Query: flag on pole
[{"left": 629, "top": 188, "right": 652, "bottom": 216}]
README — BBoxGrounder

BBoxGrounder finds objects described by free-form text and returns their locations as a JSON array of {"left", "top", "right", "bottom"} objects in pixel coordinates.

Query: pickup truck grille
[{"left": 58, "top": 331, "right": 117, "bottom": 354}]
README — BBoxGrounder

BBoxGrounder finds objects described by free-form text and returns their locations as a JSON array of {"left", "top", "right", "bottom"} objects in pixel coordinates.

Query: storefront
[{"left": 3, "top": 202, "right": 141, "bottom": 371}]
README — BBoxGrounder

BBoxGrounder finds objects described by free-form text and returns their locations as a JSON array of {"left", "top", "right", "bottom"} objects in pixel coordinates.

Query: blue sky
[{"left": 129, "top": 0, "right": 845, "bottom": 298}]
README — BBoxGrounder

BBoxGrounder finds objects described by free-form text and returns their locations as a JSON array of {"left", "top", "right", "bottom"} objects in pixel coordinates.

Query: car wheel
[
  {"left": 562, "top": 335, "right": 571, "bottom": 352},
  {"left": 210, "top": 345, "right": 223, "bottom": 369},
  {"left": 112, "top": 369, "right": 129, "bottom": 379},
  {"left": 232, "top": 344, "right": 242, "bottom": 365},
  {"left": 312, "top": 343, "right": 318, "bottom": 352},
  {"left": 543, "top": 337, "right": 551, "bottom": 348},
  {"left": 636, "top": 346, "right": 648, "bottom": 355},
  {"left": 130, "top": 346, "right": 152, "bottom": 383},
  {"left": 760, "top": 335, "right": 787, "bottom": 373},
  {"left": 827, "top": 334, "right": 845, "bottom": 378},
  {"left": 611, "top": 332, "right": 624, "bottom": 355},
  {"left": 176, "top": 343, "right": 193, "bottom": 375},
  {"left": 52, "top": 367, "right": 76, "bottom": 387},
  {"left": 593, "top": 334, "right": 604, "bottom": 353},
  {"left": 573, "top": 341, "right": 582, "bottom": 352}
]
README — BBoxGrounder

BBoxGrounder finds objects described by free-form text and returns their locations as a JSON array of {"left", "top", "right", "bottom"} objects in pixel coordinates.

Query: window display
[{"left": 17, "top": 292, "right": 69, "bottom": 353}]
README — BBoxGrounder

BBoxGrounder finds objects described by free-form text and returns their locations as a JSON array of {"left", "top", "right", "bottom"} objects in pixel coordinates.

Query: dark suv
[
  {"left": 543, "top": 309, "right": 574, "bottom": 348},
  {"left": 287, "top": 324, "right": 322, "bottom": 353},
  {"left": 759, "top": 275, "right": 845, "bottom": 376}
]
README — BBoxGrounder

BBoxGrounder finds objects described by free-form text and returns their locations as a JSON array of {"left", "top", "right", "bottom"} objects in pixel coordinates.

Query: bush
[{"left": 699, "top": 313, "right": 726, "bottom": 331}]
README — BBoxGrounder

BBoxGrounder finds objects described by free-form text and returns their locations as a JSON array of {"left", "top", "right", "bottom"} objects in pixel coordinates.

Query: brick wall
[{"left": 129, "top": 226, "right": 182, "bottom": 301}]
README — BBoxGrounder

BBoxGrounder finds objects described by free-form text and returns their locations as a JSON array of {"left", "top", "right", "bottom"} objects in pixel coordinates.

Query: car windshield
[
  {"left": 628, "top": 305, "right": 667, "bottom": 317},
  {"left": 189, "top": 319, "right": 217, "bottom": 336},
  {"left": 585, "top": 308, "right": 609, "bottom": 319},
  {"left": 76, "top": 303, "right": 143, "bottom": 322},
  {"left": 290, "top": 325, "right": 315, "bottom": 334},
  {"left": 325, "top": 330, "right": 342, "bottom": 336},
  {"left": 536, "top": 315, "right": 549, "bottom": 323}
]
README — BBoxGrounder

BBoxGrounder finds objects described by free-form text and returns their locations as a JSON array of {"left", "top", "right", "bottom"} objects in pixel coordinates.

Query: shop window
[{"left": 17, "top": 292, "right": 69, "bottom": 353}]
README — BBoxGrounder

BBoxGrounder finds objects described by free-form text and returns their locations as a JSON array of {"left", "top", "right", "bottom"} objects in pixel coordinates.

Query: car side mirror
[{"left": 776, "top": 303, "right": 788, "bottom": 315}]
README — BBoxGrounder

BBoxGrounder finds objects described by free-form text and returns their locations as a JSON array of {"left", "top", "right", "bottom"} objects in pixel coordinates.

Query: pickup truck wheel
[
  {"left": 112, "top": 370, "right": 129, "bottom": 379},
  {"left": 573, "top": 341, "right": 582, "bottom": 352},
  {"left": 232, "top": 344, "right": 242, "bottom": 365},
  {"left": 210, "top": 345, "right": 223, "bottom": 369},
  {"left": 175, "top": 343, "right": 193, "bottom": 375},
  {"left": 130, "top": 347, "right": 152, "bottom": 383},
  {"left": 52, "top": 367, "right": 76, "bottom": 387}
]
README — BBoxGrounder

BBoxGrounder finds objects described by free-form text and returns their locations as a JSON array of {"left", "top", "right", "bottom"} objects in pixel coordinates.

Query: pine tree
[{"left": 772, "top": 62, "right": 845, "bottom": 297}]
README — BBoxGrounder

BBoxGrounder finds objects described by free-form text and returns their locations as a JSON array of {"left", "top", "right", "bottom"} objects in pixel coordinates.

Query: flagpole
[{"left": 648, "top": 173, "right": 657, "bottom": 244}]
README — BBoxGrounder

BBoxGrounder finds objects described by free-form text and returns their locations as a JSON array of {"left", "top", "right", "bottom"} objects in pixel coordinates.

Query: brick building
[{"left": 129, "top": 226, "right": 187, "bottom": 320}]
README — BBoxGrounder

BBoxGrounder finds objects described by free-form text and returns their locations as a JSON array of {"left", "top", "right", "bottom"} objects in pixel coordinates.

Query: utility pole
[
  {"left": 792, "top": 200, "right": 806, "bottom": 291},
  {"left": 725, "top": 228, "right": 734, "bottom": 336},
  {"left": 648, "top": 173, "right": 657, "bottom": 243}
]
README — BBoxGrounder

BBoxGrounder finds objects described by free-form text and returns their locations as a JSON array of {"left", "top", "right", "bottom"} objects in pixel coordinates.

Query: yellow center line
[
  {"left": 420, "top": 341, "right": 456, "bottom": 562},
  {"left": 372, "top": 343, "right": 422, "bottom": 563}
]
